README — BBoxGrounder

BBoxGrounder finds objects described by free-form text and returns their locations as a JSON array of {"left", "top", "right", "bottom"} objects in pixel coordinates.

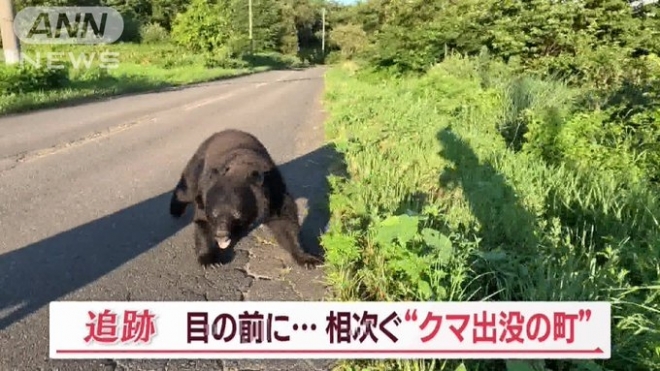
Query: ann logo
[
  {"left": 27, "top": 12, "right": 108, "bottom": 39},
  {"left": 14, "top": 6, "right": 124, "bottom": 44}
]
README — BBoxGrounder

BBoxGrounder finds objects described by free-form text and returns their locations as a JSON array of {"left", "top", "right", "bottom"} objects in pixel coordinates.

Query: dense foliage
[
  {"left": 321, "top": 1, "right": 660, "bottom": 371},
  {"left": 0, "top": 0, "right": 340, "bottom": 108},
  {"left": 8, "top": 0, "right": 339, "bottom": 55}
]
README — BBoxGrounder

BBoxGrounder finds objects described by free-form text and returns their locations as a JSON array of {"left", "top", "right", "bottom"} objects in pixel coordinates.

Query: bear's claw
[{"left": 197, "top": 251, "right": 220, "bottom": 267}]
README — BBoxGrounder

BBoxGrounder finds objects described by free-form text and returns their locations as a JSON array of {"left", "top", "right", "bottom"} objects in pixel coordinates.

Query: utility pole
[
  {"left": 248, "top": 0, "right": 253, "bottom": 54},
  {"left": 0, "top": 0, "right": 20, "bottom": 65},
  {"left": 321, "top": 7, "right": 325, "bottom": 55}
]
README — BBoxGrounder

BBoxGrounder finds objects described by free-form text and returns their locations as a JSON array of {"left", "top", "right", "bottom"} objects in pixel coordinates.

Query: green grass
[
  {"left": 320, "top": 57, "right": 660, "bottom": 371},
  {"left": 0, "top": 43, "right": 307, "bottom": 115}
]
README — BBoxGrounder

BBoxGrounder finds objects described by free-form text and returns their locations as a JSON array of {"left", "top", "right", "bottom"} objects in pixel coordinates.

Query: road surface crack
[
  {"left": 240, "top": 290, "right": 250, "bottom": 301},
  {"left": 284, "top": 279, "right": 305, "bottom": 300},
  {"left": 237, "top": 262, "right": 273, "bottom": 281}
]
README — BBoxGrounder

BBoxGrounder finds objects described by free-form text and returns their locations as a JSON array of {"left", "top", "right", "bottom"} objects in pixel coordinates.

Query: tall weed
[{"left": 322, "top": 55, "right": 660, "bottom": 371}]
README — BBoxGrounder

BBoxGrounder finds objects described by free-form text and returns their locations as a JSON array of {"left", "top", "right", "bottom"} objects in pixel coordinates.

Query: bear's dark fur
[{"left": 169, "top": 129, "right": 323, "bottom": 268}]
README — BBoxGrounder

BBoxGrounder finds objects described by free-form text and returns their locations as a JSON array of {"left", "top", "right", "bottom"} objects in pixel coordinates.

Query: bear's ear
[{"left": 248, "top": 170, "right": 264, "bottom": 185}]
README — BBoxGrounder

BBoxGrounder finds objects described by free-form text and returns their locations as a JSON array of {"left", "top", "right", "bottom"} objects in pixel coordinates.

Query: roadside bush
[
  {"left": 170, "top": 0, "right": 240, "bottom": 55},
  {"left": 358, "top": 0, "right": 660, "bottom": 81},
  {"left": 0, "top": 63, "right": 69, "bottom": 96},
  {"left": 324, "top": 51, "right": 342, "bottom": 65},
  {"left": 280, "top": 34, "right": 300, "bottom": 56},
  {"left": 462, "top": 45, "right": 660, "bottom": 188},
  {"left": 116, "top": 9, "right": 142, "bottom": 43},
  {"left": 272, "top": 52, "right": 305, "bottom": 68},
  {"left": 322, "top": 55, "right": 660, "bottom": 371},
  {"left": 328, "top": 24, "right": 369, "bottom": 60},
  {"left": 492, "top": 50, "right": 660, "bottom": 186},
  {"left": 242, "top": 51, "right": 305, "bottom": 69},
  {"left": 140, "top": 22, "right": 170, "bottom": 44},
  {"left": 323, "top": 1, "right": 660, "bottom": 370},
  {"left": 202, "top": 47, "right": 247, "bottom": 69},
  {"left": 0, "top": 42, "right": 290, "bottom": 116}
]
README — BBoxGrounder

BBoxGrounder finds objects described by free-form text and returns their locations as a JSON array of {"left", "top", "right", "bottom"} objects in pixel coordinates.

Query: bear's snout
[
  {"left": 214, "top": 229, "right": 232, "bottom": 249},
  {"left": 215, "top": 237, "right": 231, "bottom": 249},
  {"left": 214, "top": 223, "right": 231, "bottom": 250}
]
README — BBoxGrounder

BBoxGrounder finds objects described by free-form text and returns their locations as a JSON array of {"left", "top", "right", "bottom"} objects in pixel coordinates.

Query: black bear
[{"left": 169, "top": 129, "right": 323, "bottom": 269}]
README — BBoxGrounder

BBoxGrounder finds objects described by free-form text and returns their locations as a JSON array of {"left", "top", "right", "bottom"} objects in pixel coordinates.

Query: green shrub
[
  {"left": 328, "top": 24, "right": 369, "bottom": 60},
  {"left": 202, "top": 47, "right": 247, "bottom": 69},
  {"left": 279, "top": 34, "right": 299, "bottom": 56},
  {"left": 275, "top": 52, "right": 304, "bottom": 68},
  {"left": 322, "top": 55, "right": 660, "bottom": 371},
  {"left": 241, "top": 51, "right": 304, "bottom": 69},
  {"left": 140, "top": 22, "right": 170, "bottom": 44},
  {"left": 0, "top": 63, "right": 69, "bottom": 95},
  {"left": 514, "top": 52, "right": 660, "bottom": 186},
  {"left": 170, "top": 0, "right": 239, "bottom": 55},
  {"left": 116, "top": 9, "right": 142, "bottom": 43},
  {"left": 324, "top": 51, "right": 342, "bottom": 65},
  {"left": 352, "top": 0, "right": 660, "bottom": 84}
]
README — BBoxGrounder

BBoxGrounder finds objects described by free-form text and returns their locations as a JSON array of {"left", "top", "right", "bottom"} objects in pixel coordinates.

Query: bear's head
[{"left": 201, "top": 168, "right": 264, "bottom": 250}]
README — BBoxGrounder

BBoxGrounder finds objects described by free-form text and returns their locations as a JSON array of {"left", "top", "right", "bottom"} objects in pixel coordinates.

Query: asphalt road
[{"left": 0, "top": 67, "right": 338, "bottom": 371}]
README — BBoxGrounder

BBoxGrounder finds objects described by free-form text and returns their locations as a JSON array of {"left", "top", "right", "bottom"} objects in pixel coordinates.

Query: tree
[
  {"left": 328, "top": 23, "right": 367, "bottom": 59},
  {"left": 171, "top": 0, "right": 238, "bottom": 55}
]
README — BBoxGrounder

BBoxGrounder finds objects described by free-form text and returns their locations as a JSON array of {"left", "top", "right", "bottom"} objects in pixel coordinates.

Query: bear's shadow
[
  {"left": 181, "top": 143, "right": 343, "bottom": 266},
  {"left": 0, "top": 143, "right": 344, "bottom": 331}
]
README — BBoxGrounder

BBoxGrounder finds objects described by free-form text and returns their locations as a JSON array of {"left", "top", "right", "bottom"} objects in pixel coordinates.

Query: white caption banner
[{"left": 49, "top": 301, "right": 611, "bottom": 359}]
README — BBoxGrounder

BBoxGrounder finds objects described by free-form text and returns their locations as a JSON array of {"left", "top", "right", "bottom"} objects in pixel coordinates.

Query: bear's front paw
[
  {"left": 294, "top": 253, "right": 324, "bottom": 270},
  {"left": 197, "top": 251, "right": 221, "bottom": 267}
]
